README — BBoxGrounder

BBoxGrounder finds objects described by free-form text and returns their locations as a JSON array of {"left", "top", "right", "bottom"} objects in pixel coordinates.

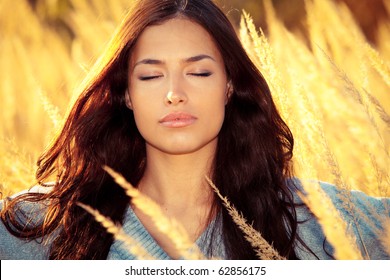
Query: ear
[
  {"left": 125, "top": 90, "right": 133, "bottom": 110},
  {"left": 225, "top": 80, "right": 233, "bottom": 104}
]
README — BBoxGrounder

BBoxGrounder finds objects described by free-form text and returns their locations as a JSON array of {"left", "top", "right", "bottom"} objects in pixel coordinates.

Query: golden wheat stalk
[
  {"left": 77, "top": 203, "right": 154, "bottom": 260},
  {"left": 38, "top": 89, "right": 63, "bottom": 130},
  {"left": 242, "top": 11, "right": 290, "bottom": 119},
  {"left": 0, "top": 137, "right": 37, "bottom": 195},
  {"left": 365, "top": 43, "right": 390, "bottom": 88},
  {"left": 290, "top": 73, "right": 372, "bottom": 258},
  {"left": 318, "top": 129, "right": 372, "bottom": 258},
  {"left": 239, "top": 16, "right": 255, "bottom": 61},
  {"left": 320, "top": 48, "right": 388, "bottom": 148},
  {"left": 362, "top": 88, "right": 390, "bottom": 127},
  {"left": 103, "top": 166, "right": 206, "bottom": 260},
  {"left": 299, "top": 181, "right": 363, "bottom": 259},
  {"left": 205, "top": 176, "right": 285, "bottom": 260},
  {"left": 368, "top": 152, "right": 390, "bottom": 197}
]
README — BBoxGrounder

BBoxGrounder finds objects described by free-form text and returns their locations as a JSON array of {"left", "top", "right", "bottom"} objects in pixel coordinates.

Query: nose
[
  {"left": 165, "top": 75, "right": 187, "bottom": 105},
  {"left": 165, "top": 91, "right": 186, "bottom": 105}
]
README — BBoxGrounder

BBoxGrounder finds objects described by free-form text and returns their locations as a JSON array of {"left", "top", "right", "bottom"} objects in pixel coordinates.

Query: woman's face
[{"left": 127, "top": 18, "right": 229, "bottom": 156}]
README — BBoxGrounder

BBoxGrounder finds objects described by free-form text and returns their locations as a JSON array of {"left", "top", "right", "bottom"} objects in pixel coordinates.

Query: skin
[{"left": 125, "top": 18, "right": 230, "bottom": 258}]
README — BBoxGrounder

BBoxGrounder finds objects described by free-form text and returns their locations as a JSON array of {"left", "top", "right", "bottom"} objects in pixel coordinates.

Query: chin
[
  {"left": 144, "top": 132, "right": 219, "bottom": 155},
  {"left": 147, "top": 139, "right": 218, "bottom": 156},
  {"left": 162, "top": 146, "right": 206, "bottom": 156}
]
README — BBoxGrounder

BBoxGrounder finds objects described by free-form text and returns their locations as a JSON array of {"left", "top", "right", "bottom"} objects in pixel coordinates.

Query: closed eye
[
  {"left": 139, "top": 75, "right": 163, "bottom": 81},
  {"left": 189, "top": 72, "right": 212, "bottom": 77}
]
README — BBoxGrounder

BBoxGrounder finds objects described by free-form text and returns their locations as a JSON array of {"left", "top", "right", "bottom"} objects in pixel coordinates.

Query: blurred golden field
[
  {"left": 0, "top": 0, "right": 389, "bottom": 200},
  {"left": 0, "top": 0, "right": 389, "bottom": 260}
]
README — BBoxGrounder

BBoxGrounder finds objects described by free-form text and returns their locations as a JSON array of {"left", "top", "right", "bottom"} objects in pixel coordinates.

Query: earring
[
  {"left": 227, "top": 82, "right": 233, "bottom": 98},
  {"left": 125, "top": 90, "right": 133, "bottom": 110}
]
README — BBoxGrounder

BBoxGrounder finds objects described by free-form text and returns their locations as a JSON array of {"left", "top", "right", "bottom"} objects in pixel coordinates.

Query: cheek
[
  {"left": 129, "top": 96, "right": 156, "bottom": 132},
  {"left": 202, "top": 84, "right": 227, "bottom": 111},
  {"left": 133, "top": 107, "right": 153, "bottom": 122},
  {"left": 198, "top": 90, "right": 226, "bottom": 130}
]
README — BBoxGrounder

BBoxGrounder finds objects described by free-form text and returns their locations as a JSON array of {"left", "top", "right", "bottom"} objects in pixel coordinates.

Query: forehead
[{"left": 130, "top": 18, "right": 223, "bottom": 63}]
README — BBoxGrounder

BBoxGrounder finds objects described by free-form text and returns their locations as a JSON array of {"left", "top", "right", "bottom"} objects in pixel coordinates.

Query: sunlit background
[{"left": 1, "top": 0, "right": 389, "bottom": 197}]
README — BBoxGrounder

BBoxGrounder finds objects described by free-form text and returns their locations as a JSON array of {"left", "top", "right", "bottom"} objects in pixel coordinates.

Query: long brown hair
[{"left": 2, "top": 0, "right": 304, "bottom": 259}]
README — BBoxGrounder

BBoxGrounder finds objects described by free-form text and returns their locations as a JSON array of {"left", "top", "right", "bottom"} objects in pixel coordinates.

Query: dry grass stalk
[
  {"left": 239, "top": 16, "right": 255, "bottom": 62},
  {"left": 77, "top": 203, "right": 154, "bottom": 260},
  {"left": 363, "top": 88, "right": 390, "bottom": 128},
  {"left": 368, "top": 153, "right": 390, "bottom": 197},
  {"left": 365, "top": 43, "right": 390, "bottom": 88},
  {"left": 0, "top": 137, "right": 37, "bottom": 196},
  {"left": 305, "top": 0, "right": 331, "bottom": 67},
  {"left": 320, "top": 48, "right": 389, "bottom": 160},
  {"left": 290, "top": 72, "right": 325, "bottom": 163},
  {"left": 38, "top": 89, "right": 63, "bottom": 130},
  {"left": 319, "top": 134, "right": 370, "bottom": 256},
  {"left": 241, "top": 11, "right": 290, "bottom": 119},
  {"left": 293, "top": 73, "right": 372, "bottom": 252},
  {"left": 205, "top": 176, "right": 285, "bottom": 260},
  {"left": 285, "top": 75, "right": 320, "bottom": 180},
  {"left": 299, "top": 181, "right": 363, "bottom": 259},
  {"left": 302, "top": 0, "right": 390, "bottom": 195},
  {"left": 103, "top": 166, "right": 206, "bottom": 260}
]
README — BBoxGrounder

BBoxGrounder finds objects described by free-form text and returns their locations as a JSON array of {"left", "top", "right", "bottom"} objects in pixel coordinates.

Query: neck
[{"left": 138, "top": 145, "right": 215, "bottom": 210}]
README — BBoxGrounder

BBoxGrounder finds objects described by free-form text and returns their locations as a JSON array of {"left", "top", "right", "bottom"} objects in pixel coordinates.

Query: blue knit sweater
[{"left": 1, "top": 181, "right": 389, "bottom": 260}]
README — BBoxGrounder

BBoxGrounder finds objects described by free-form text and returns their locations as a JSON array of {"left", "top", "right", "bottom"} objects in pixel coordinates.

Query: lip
[{"left": 159, "top": 112, "right": 197, "bottom": 128}]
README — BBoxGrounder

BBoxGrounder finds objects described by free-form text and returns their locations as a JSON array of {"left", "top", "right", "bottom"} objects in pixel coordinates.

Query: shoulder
[
  {"left": 289, "top": 178, "right": 389, "bottom": 212},
  {"left": 1, "top": 185, "right": 53, "bottom": 226},
  {"left": 287, "top": 178, "right": 390, "bottom": 260},
  {"left": 0, "top": 218, "right": 51, "bottom": 259},
  {"left": 0, "top": 186, "right": 54, "bottom": 260}
]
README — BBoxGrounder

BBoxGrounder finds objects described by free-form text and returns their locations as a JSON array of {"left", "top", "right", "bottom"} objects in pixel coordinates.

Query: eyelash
[
  {"left": 139, "top": 75, "right": 162, "bottom": 81},
  {"left": 189, "top": 72, "right": 212, "bottom": 77},
  {"left": 138, "top": 72, "right": 212, "bottom": 81}
]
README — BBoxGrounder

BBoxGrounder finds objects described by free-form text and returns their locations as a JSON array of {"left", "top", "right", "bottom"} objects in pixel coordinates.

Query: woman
[{"left": 0, "top": 0, "right": 388, "bottom": 260}]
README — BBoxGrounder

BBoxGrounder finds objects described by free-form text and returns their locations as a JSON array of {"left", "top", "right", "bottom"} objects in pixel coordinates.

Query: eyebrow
[
  {"left": 133, "top": 54, "right": 216, "bottom": 68},
  {"left": 185, "top": 54, "right": 215, "bottom": 63}
]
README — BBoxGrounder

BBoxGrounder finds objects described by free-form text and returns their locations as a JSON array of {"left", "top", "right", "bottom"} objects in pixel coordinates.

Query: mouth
[{"left": 159, "top": 112, "right": 197, "bottom": 128}]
